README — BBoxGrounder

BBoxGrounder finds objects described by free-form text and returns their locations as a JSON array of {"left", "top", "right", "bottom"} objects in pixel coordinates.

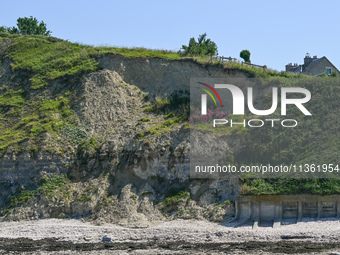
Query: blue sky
[{"left": 1, "top": 0, "right": 339, "bottom": 71}]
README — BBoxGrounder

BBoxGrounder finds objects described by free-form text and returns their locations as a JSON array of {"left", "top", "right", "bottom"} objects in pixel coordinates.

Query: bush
[
  {"left": 181, "top": 33, "right": 218, "bottom": 56},
  {"left": 240, "top": 49, "right": 251, "bottom": 63},
  {"left": 0, "top": 26, "right": 19, "bottom": 34},
  {"left": 330, "top": 71, "right": 338, "bottom": 77},
  {"left": 162, "top": 188, "right": 190, "bottom": 208},
  {"left": 17, "top": 16, "right": 51, "bottom": 36},
  {"left": 1, "top": 16, "right": 51, "bottom": 36}
]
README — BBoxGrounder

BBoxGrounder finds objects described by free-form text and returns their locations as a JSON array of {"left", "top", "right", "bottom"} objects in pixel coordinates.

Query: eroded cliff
[{"left": 0, "top": 39, "right": 244, "bottom": 225}]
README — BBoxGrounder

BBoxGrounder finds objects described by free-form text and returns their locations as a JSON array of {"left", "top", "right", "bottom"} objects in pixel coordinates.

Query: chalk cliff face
[
  {"left": 97, "top": 54, "right": 249, "bottom": 97},
  {"left": 0, "top": 52, "right": 244, "bottom": 225}
]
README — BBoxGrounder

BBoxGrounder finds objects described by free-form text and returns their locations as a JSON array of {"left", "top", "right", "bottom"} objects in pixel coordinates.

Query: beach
[{"left": 0, "top": 219, "right": 340, "bottom": 254}]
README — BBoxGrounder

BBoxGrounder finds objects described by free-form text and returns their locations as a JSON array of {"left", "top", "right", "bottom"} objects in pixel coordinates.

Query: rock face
[
  {"left": 97, "top": 54, "right": 249, "bottom": 97},
  {"left": 0, "top": 54, "right": 244, "bottom": 225},
  {"left": 0, "top": 153, "right": 67, "bottom": 207}
]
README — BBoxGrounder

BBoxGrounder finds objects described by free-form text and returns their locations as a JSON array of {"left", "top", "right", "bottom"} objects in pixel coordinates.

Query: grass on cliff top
[
  {"left": 1, "top": 34, "right": 181, "bottom": 89},
  {"left": 96, "top": 46, "right": 181, "bottom": 59},
  {"left": 5, "top": 35, "right": 99, "bottom": 89},
  {"left": 0, "top": 33, "right": 301, "bottom": 90}
]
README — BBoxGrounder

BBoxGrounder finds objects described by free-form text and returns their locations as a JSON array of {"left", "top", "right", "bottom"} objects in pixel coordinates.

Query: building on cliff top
[{"left": 285, "top": 53, "right": 340, "bottom": 76}]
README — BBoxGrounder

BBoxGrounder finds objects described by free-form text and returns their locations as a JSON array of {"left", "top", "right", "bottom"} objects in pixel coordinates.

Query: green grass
[
  {"left": 0, "top": 87, "right": 95, "bottom": 153},
  {"left": 139, "top": 117, "right": 150, "bottom": 122},
  {"left": 0, "top": 89, "right": 26, "bottom": 108},
  {"left": 78, "top": 190, "right": 92, "bottom": 202},
  {"left": 145, "top": 117, "right": 182, "bottom": 135},
  {"left": 144, "top": 98, "right": 171, "bottom": 113},
  {"left": 0, "top": 89, "right": 26, "bottom": 119},
  {"left": 1, "top": 35, "right": 181, "bottom": 90},
  {"left": 5, "top": 174, "right": 69, "bottom": 209},
  {"left": 162, "top": 188, "right": 190, "bottom": 208},
  {"left": 0, "top": 91, "right": 74, "bottom": 152},
  {"left": 77, "top": 137, "right": 99, "bottom": 154},
  {"left": 38, "top": 174, "right": 69, "bottom": 198},
  {"left": 144, "top": 94, "right": 190, "bottom": 120},
  {"left": 135, "top": 132, "right": 145, "bottom": 140},
  {"left": 1, "top": 34, "right": 304, "bottom": 92},
  {"left": 59, "top": 124, "right": 88, "bottom": 146},
  {"left": 142, "top": 95, "right": 189, "bottom": 136},
  {"left": 39, "top": 96, "right": 72, "bottom": 117},
  {"left": 6, "top": 35, "right": 99, "bottom": 89},
  {"left": 5, "top": 189, "right": 35, "bottom": 208},
  {"left": 164, "top": 112, "right": 175, "bottom": 119},
  {"left": 95, "top": 46, "right": 181, "bottom": 59},
  {"left": 191, "top": 55, "right": 302, "bottom": 78},
  {"left": 241, "top": 179, "right": 340, "bottom": 195},
  {"left": 141, "top": 190, "right": 153, "bottom": 196}
]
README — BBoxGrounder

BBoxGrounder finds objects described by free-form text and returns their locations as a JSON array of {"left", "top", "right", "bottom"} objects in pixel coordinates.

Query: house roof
[
  {"left": 322, "top": 56, "right": 340, "bottom": 74},
  {"left": 290, "top": 66, "right": 301, "bottom": 73},
  {"left": 303, "top": 57, "right": 324, "bottom": 75},
  {"left": 286, "top": 56, "right": 340, "bottom": 76}
]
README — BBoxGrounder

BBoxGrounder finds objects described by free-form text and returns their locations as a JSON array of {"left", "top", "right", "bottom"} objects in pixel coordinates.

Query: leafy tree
[
  {"left": 16, "top": 16, "right": 51, "bottom": 36},
  {"left": 240, "top": 49, "right": 251, "bottom": 63},
  {"left": 0, "top": 26, "right": 19, "bottom": 34},
  {"left": 181, "top": 33, "right": 218, "bottom": 56},
  {"left": 0, "top": 17, "right": 51, "bottom": 36},
  {"left": 7, "top": 26, "right": 19, "bottom": 34}
]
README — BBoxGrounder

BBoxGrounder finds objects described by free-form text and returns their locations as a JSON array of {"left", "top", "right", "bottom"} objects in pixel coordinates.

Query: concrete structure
[
  {"left": 233, "top": 195, "right": 340, "bottom": 229},
  {"left": 285, "top": 53, "right": 340, "bottom": 76}
]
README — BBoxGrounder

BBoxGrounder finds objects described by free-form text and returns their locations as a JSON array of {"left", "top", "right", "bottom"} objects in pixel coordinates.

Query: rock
[
  {"left": 84, "top": 236, "right": 93, "bottom": 241},
  {"left": 189, "top": 184, "right": 201, "bottom": 196},
  {"left": 102, "top": 236, "right": 112, "bottom": 243},
  {"left": 60, "top": 237, "right": 78, "bottom": 244}
]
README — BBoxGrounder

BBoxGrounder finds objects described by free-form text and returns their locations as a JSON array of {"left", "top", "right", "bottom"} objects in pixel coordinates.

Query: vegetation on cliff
[{"left": 0, "top": 32, "right": 339, "bottom": 212}]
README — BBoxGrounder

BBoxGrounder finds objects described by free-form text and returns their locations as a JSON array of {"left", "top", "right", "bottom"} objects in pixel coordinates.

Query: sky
[{"left": 1, "top": 0, "right": 339, "bottom": 71}]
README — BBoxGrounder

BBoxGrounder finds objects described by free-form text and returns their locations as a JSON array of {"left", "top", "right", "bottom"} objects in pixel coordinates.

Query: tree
[
  {"left": 0, "top": 26, "right": 19, "bottom": 34},
  {"left": 181, "top": 33, "right": 218, "bottom": 56},
  {"left": 7, "top": 26, "right": 19, "bottom": 34},
  {"left": 16, "top": 16, "right": 51, "bottom": 36},
  {"left": 240, "top": 49, "right": 251, "bottom": 63}
]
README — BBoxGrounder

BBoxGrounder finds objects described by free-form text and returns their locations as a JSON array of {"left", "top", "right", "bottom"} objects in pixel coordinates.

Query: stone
[{"left": 102, "top": 236, "right": 112, "bottom": 243}]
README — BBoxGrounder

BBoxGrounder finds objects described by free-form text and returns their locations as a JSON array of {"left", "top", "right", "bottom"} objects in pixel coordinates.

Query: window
[{"left": 326, "top": 68, "right": 332, "bottom": 75}]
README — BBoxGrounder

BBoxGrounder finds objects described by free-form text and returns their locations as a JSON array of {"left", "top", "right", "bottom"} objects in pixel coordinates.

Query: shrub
[
  {"left": 162, "top": 189, "right": 190, "bottom": 208},
  {"left": 181, "top": 33, "right": 218, "bottom": 56},
  {"left": 240, "top": 49, "right": 251, "bottom": 63},
  {"left": 17, "top": 16, "right": 51, "bottom": 36}
]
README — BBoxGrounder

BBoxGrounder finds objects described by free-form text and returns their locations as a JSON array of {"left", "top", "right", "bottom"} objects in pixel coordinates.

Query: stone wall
[{"left": 234, "top": 195, "right": 340, "bottom": 228}]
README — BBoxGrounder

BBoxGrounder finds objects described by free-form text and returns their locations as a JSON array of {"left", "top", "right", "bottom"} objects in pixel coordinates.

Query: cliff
[
  {"left": 0, "top": 35, "right": 242, "bottom": 226},
  {"left": 1, "top": 34, "right": 340, "bottom": 226}
]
